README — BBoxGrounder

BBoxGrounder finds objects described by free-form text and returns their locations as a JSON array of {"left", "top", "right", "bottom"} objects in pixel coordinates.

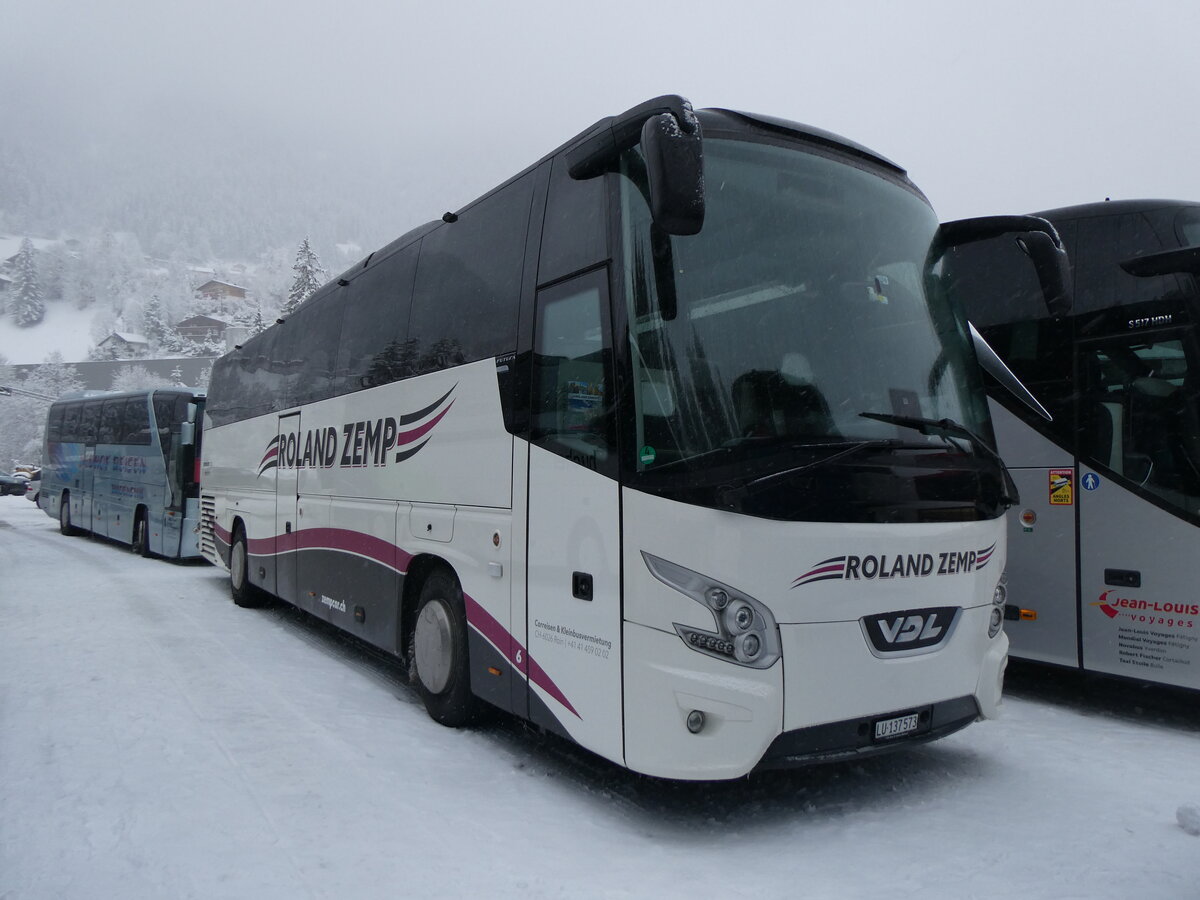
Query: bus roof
[{"left": 1035, "top": 198, "right": 1200, "bottom": 220}]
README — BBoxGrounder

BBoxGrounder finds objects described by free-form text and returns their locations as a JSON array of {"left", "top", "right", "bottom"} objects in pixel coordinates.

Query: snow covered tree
[
  {"left": 0, "top": 353, "right": 84, "bottom": 466},
  {"left": 282, "top": 237, "right": 327, "bottom": 316},
  {"left": 232, "top": 299, "right": 268, "bottom": 337},
  {"left": 110, "top": 364, "right": 173, "bottom": 392},
  {"left": 9, "top": 238, "right": 45, "bottom": 327},
  {"left": 141, "top": 293, "right": 170, "bottom": 350}
]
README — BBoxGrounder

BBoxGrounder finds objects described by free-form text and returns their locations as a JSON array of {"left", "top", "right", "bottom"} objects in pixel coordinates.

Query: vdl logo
[{"left": 860, "top": 606, "right": 961, "bottom": 657}]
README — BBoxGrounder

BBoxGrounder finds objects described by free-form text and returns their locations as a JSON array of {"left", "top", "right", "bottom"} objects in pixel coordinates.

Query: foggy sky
[{"left": 4, "top": 0, "right": 1199, "bottom": 233}]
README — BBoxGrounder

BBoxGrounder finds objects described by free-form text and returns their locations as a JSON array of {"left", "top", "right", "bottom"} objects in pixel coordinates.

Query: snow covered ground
[
  {"left": 0, "top": 300, "right": 99, "bottom": 365},
  {"left": 1, "top": 499, "right": 1197, "bottom": 899}
]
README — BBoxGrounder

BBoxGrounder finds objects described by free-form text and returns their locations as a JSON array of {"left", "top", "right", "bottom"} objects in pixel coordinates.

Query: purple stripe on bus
[
  {"left": 394, "top": 401, "right": 455, "bottom": 447},
  {"left": 243, "top": 527, "right": 414, "bottom": 573},
  {"left": 464, "top": 593, "right": 580, "bottom": 720}
]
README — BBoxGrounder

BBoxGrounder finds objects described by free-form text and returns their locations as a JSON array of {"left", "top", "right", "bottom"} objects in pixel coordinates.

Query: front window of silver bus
[{"left": 618, "top": 135, "right": 1004, "bottom": 523}]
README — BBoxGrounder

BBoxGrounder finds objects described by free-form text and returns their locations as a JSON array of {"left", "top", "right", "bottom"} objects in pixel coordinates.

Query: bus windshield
[{"left": 619, "top": 136, "right": 991, "bottom": 479}]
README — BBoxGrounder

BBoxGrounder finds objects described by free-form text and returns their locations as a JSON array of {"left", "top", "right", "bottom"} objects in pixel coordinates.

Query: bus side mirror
[
  {"left": 640, "top": 112, "right": 705, "bottom": 236},
  {"left": 180, "top": 422, "right": 196, "bottom": 446},
  {"left": 938, "top": 215, "right": 1072, "bottom": 319},
  {"left": 1016, "top": 230, "right": 1072, "bottom": 319}
]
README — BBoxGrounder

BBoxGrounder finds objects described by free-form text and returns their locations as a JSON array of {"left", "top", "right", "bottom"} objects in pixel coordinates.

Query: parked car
[
  {"left": 25, "top": 473, "right": 41, "bottom": 503},
  {"left": 0, "top": 473, "right": 26, "bottom": 496}
]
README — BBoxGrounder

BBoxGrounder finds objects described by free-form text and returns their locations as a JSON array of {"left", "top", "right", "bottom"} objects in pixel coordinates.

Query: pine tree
[
  {"left": 282, "top": 237, "right": 328, "bottom": 316},
  {"left": 9, "top": 238, "right": 45, "bottom": 327},
  {"left": 141, "top": 293, "right": 170, "bottom": 350}
]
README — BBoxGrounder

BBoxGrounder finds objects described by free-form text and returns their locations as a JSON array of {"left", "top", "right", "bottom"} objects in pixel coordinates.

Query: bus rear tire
[
  {"left": 409, "top": 567, "right": 476, "bottom": 727},
  {"left": 230, "top": 526, "right": 267, "bottom": 608},
  {"left": 59, "top": 495, "right": 78, "bottom": 536},
  {"left": 131, "top": 510, "right": 151, "bottom": 558}
]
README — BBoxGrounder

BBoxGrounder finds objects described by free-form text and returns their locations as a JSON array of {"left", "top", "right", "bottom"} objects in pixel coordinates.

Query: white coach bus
[{"left": 200, "top": 96, "right": 1067, "bottom": 779}]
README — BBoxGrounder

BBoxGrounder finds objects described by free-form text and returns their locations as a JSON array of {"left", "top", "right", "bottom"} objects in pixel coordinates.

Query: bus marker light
[
  {"left": 354, "top": 606, "right": 366, "bottom": 623},
  {"left": 488, "top": 666, "right": 502, "bottom": 677},
  {"left": 1020, "top": 609, "right": 1038, "bottom": 621},
  {"left": 686, "top": 710, "right": 705, "bottom": 734}
]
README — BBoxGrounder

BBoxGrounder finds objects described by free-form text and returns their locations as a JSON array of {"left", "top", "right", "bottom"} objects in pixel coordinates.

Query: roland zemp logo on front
[{"left": 860, "top": 606, "right": 961, "bottom": 658}]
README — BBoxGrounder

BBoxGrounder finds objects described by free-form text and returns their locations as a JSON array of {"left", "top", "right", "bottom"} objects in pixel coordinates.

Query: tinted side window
[
  {"left": 1074, "top": 213, "right": 1187, "bottom": 314},
  {"left": 47, "top": 405, "right": 65, "bottom": 442},
  {"left": 153, "top": 398, "right": 176, "bottom": 444},
  {"left": 61, "top": 403, "right": 81, "bottom": 442},
  {"left": 271, "top": 324, "right": 299, "bottom": 412},
  {"left": 538, "top": 155, "right": 607, "bottom": 286},
  {"left": 80, "top": 402, "right": 102, "bottom": 443},
  {"left": 291, "top": 291, "right": 346, "bottom": 405},
  {"left": 98, "top": 400, "right": 122, "bottom": 444},
  {"left": 333, "top": 244, "right": 419, "bottom": 395},
  {"left": 124, "top": 397, "right": 152, "bottom": 445},
  {"left": 409, "top": 173, "right": 533, "bottom": 374},
  {"left": 531, "top": 271, "right": 616, "bottom": 477},
  {"left": 206, "top": 357, "right": 233, "bottom": 426}
]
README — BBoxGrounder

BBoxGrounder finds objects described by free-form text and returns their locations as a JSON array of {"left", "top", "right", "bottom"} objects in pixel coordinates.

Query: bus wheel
[
  {"left": 410, "top": 568, "right": 476, "bottom": 727},
  {"left": 230, "top": 526, "right": 266, "bottom": 608},
  {"left": 59, "top": 495, "right": 78, "bottom": 536},
  {"left": 131, "top": 511, "right": 151, "bottom": 558}
]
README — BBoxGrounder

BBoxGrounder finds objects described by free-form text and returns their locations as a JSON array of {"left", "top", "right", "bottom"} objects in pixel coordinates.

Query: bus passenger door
[
  {"left": 1075, "top": 332, "right": 1200, "bottom": 690},
  {"left": 525, "top": 270, "right": 625, "bottom": 766},
  {"left": 81, "top": 445, "right": 97, "bottom": 531},
  {"left": 275, "top": 413, "right": 301, "bottom": 603}
]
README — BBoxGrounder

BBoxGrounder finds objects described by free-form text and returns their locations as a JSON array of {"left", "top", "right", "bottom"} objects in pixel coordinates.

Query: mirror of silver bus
[
  {"left": 937, "top": 214, "right": 1072, "bottom": 318},
  {"left": 1120, "top": 243, "right": 1200, "bottom": 277}
]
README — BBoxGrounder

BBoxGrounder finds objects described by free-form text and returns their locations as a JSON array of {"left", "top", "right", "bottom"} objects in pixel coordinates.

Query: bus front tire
[
  {"left": 409, "top": 568, "right": 476, "bottom": 727},
  {"left": 59, "top": 496, "right": 78, "bottom": 536},
  {"left": 230, "top": 527, "right": 267, "bottom": 608}
]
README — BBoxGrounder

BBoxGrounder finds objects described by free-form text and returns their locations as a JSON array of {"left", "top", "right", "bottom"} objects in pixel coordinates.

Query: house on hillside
[
  {"left": 174, "top": 314, "right": 230, "bottom": 344},
  {"left": 96, "top": 332, "right": 150, "bottom": 358},
  {"left": 195, "top": 280, "right": 247, "bottom": 303},
  {"left": 0, "top": 273, "right": 11, "bottom": 295}
]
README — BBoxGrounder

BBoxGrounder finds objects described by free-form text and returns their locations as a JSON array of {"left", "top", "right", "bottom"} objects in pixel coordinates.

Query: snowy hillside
[{"left": 0, "top": 293, "right": 101, "bottom": 364}]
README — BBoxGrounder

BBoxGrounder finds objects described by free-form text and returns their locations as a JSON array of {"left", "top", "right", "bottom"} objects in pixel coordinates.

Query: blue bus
[{"left": 40, "top": 388, "right": 206, "bottom": 559}]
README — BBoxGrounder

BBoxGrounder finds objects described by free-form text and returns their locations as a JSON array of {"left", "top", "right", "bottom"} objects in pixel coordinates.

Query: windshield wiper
[
  {"left": 858, "top": 411, "right": 1020, "bottom": 507},
  {"left": 709, "top": 438, "right": 919, "bottom": 509}
]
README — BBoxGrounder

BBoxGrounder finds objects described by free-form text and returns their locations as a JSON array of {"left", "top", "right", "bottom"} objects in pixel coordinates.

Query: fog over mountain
[{"left": 1, "top": 87, "right": 432, "bottom": 262}]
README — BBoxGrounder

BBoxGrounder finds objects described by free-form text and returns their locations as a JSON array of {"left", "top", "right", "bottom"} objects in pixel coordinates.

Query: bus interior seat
[{"left": 732, "top": 369, "right": 832, "bottom": 438}]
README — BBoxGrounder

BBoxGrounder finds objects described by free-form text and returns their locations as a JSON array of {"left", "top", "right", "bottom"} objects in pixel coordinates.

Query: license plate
[{"left": 874, "top": 712, "right": 919, "bottom": 741}]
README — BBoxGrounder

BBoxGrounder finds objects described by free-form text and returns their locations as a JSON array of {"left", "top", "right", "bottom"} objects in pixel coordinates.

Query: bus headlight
[
  {"left": 989, "top": 572, "right": 1007, "bottom": 638},
  {"left": 641, "top": 552, "right": 781, "bottom": 670},
  {"left": 993, "top": 572, "right": 1008, "bottom": 607}
]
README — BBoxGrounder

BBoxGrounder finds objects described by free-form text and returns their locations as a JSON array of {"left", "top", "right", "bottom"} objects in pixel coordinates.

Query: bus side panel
[
  {"left": 293, "top": 495, "right": 403, "bottom": 652},
  {"left": 524, "top": 445, "right": 623, "bottom": 766},
  {"left": 989, "top": 399, "right": 1081, "bottom": 668},
  {"left": 1002, "top": 467, "right": 1079, "bottom": 668},
  {"left": 1078, "top": 465, "right": 1200, "bottom": 690}
]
